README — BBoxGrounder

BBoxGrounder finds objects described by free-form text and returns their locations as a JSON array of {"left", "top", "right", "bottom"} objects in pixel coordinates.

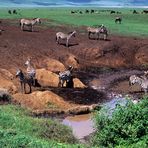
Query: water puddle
[{"left": 62, "top": 114, "right": 95, "bottom": 140}]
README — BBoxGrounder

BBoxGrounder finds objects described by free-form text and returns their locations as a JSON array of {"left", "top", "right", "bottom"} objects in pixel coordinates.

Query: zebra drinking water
[
  {"left": 20, "top": 18, "right": 41, "bottom": 32},
  {"left": 58, "top": 66, "right": 73, "bottom": 87},
  {"left": 56, "top": 30, "right": 76, "bottom": 47},
  {"left": 16, "top": 69, "right": 33, "bottom": 93},
  {"left": 129, "top": 75, "right": 148, "bottom": 93},
  {"left": 25, "top": 58, "right": 36, "bottom": 86}
]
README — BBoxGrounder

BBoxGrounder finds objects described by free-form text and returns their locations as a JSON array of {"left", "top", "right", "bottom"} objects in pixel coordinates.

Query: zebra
[
  {"left": 129, "top": 75, "right": 148, "bottom": 93},
  {"left": 25, "top": 58, "right": 36, "bottom": 86},
  {"left": 20, "top": 18, "right": 41, "bottom": 32},
  {"left": 16, "top": 69, "right": 33, "bottom": 93},
  {"left": 115, "top": 16, "right": 122, "bottom": 24},
  {"left": 87, "top": 24, "right": 108, "bottom": 40},
  {"left": 56, "top": 30, "right": 76, "bottom": 47},
  {"left": 58, "top": 66, "right": 73, "bottom": 87}
]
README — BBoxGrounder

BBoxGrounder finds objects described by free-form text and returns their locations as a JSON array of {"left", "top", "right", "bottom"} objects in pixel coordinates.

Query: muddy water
[
  {"left": 62, "top": 97, "right": 129, "bottom": 140},
  {"left": 62, "top": 114, "right": 95, "bottom": 140}
]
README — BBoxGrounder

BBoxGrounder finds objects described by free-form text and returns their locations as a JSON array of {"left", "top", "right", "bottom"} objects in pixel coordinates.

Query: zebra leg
[
  {"left": 24, "top": 83, "right": 26, "bottom": 94},
  {"left": 58, "top": 78, "right": 61, "bottom": 87},
  {"left": 66, "top": 39, "right": 69, "bottom": 47},
  {"left": 29, "top": 84, "right": 32, "bottom": 93},
  {"left": 57, "top": 37, "right": 60, "bottom": 44},
  {"left": 144, "top": 88, "right": 147, "bottom": 94},
  {"left": 20, "top": 82, "right": 23, "bottom": 93},
  {"left": 21, "top": 24, "right": 24, "bottom": 31},
  {"left": 88, "top": 32, "right": 91, "bottom": 39},
  {"left": 31, "top": 26, "right": 33, "bottom": 32},
  {"left": 104, "top": 34, "right": 106, "bottom": 40},
  {"left": 97, "top": 33, "right": 99, "bottom": 40}
]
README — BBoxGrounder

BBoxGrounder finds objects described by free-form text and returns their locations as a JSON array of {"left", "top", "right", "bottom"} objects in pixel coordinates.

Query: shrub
[{"left": 91, "top": 96, "right": 148, "bottom": 147}]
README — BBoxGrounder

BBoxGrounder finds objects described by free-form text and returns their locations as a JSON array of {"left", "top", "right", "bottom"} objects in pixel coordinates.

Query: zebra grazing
[
  {"left": 87, "top": 24, "right": 108, "bottom": 40},
  {"left": 56, "top": 30, "right": 76, "bottom": 47},
  {"left": 25, "top": 58, "right": 36, "bottom": 86},
  {"left": 129, "top": 75, "right": 148, "bottom": 93},
  {"left": 58, "top": 66, "right": 73, "bottom": 87},
  {"left": 20, "top": 18, "right": 41, "bottom": 32},
  {"left": 115, "top": 16, "right": 122, "bottom": 24},
  {"left": 16, "top": 69, "right": 33, "bottom": 93}
]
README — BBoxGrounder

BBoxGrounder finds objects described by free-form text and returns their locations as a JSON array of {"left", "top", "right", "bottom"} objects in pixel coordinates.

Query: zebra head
[
  {"left": 71, "top": 31, "right": 76, "bottom": 37},
  {"left": 36, "top": 18, "right": 41, "bottom": 24},
  {"left": 129, "top": 75, "right": 137, "bottom": 86},
  {"left": 25, "top": 58, "right": 32, "bottom": 66},
  {"left": 16, "top": 69, "right": 22, "bottom": 77},
  {"left": 129, "top": 75, "right": 142, "bottom": 86},
  {"left": 67, "top": 65, "right": 73, "bottom": 72}
]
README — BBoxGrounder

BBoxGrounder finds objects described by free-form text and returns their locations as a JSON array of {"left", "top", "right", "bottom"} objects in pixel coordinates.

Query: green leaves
[{"left": 92, "top": 97, "right": 148, "bottom": 147}]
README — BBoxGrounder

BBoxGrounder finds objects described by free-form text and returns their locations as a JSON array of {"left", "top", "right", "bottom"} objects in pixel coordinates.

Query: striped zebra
[
  {"left": 25, "top": 58, "right": 36, "bottom": 86},
  {"left": 20, "top": 18, "right": 41, "bottom": 32},
  {"left": 56, "top": 30, "right": 76, "bottom": 47},
  {"left": 129, "top": 75, "right": 148, "bottom": 93},
  {"left": 16, "top": 69, "right": 33, "bottom": 93},
  {"left": 87, "top": 24, "right": 108, "bottom": 40},
  {"left": 58, "top": 66, "right": 73, "bottom": 87}
]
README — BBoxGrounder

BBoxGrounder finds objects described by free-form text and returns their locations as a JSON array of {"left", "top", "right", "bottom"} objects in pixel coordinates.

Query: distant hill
[{"left": 0, "top": 0, "right": 148, "bottom": 7}]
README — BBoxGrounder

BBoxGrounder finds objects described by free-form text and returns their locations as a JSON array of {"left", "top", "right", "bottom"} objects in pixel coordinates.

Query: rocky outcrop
[
  {"left": 36, "top": 68, "right": 86, "bottom": 88},
  {"left": 13, "top": 90, "right": 73, "bottom": 110},
  {"left": 36, "top": 68, "right": 59, "bottom": 87},
  {"left": 65, "top": 54, "right": 80, "bottom": 69},
  {"left": 43, "top": 58, "right": 66, "bottom": 72},
  {"left": 0, "top": 69, "right": 17, "bottom": 94}
]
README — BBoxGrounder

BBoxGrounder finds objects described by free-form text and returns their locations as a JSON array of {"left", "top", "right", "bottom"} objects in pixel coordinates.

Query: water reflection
[{"left": 62, "top": 114, "right": 95, "bottom": 140}]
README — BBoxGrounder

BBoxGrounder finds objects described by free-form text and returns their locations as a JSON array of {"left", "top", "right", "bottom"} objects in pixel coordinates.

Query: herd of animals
[{"left": 0, "top": 11, "right": 148, "bottom": 94}]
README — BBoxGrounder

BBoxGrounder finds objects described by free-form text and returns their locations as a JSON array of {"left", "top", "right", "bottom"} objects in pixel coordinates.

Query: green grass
[
  {"left": 0, "top": 104, "right": 83, "bottom": 148},
  {"left": 0, "top": 7, "right": 148, "bottom": 37}
]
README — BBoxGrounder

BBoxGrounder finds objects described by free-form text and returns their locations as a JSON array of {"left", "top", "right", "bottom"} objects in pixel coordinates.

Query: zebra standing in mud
[
  {"left": 25, "top": 58, "right": 36, "bottom": 86},
  {"left": 56, "top": 30, "right": 76, "bottom": 47},
  {"left": 87, "top": 24, "right": 108, "bottom": 40},
  {"left": 129, "top": 75, "right": 148, "bottom": 93},
  {"left": 20, "top": 18, "right": 41, "bottom": 32},
  {"left": 58, "top": 66, "right": 73, "bottom": 88},
  {"left": 16, "top": 69, "right": 32, "bottom": 93}
]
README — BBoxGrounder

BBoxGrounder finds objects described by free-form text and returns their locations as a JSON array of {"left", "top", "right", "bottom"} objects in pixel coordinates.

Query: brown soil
[{"left": 0, "top": 20, "right": 148, "bottom": 114}]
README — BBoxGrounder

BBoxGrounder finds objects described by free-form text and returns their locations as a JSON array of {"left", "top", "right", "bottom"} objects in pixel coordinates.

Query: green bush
[{"left": 91, "top": 96, "right": 148, "bottom": 147}]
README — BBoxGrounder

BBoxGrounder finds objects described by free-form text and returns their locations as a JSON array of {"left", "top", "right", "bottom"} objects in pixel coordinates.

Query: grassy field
[
  {"left": 0, "top": 104, "right": 83, "bottom": 148},
  {"left": 0, "top": 8, "right": 148, "bottom": 37}
]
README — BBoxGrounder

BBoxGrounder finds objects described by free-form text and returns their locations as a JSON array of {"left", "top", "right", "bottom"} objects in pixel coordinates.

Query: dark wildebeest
[
  {"left": 8, "top": 10, "right": 12, "bottom": 14},
  {"left": 91, "top": 9, "right": 95, "bottom": 14},
  {"left": 110, "top": 10, "right": 116, "bottom": 14},
  {"left": 133, "top": 10, "right": 138, "bottom": 14},
  {"left": 142, "top": 10, "right": 148, "bottom": 14},
  {"left": 13, "top": 9, "right": 17, "bottom": 14},
  {"left": 115, "top": 16, "right": 122, "bottom": 24},
  {"left": 79, "top": 11, "right": 83, "bottom": 14},
  {"left": 85, "top": 9, "right": 89, "bottom": 13},
  {"left": 71, "top": 11, "right": 75, "bottom": 14}
]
